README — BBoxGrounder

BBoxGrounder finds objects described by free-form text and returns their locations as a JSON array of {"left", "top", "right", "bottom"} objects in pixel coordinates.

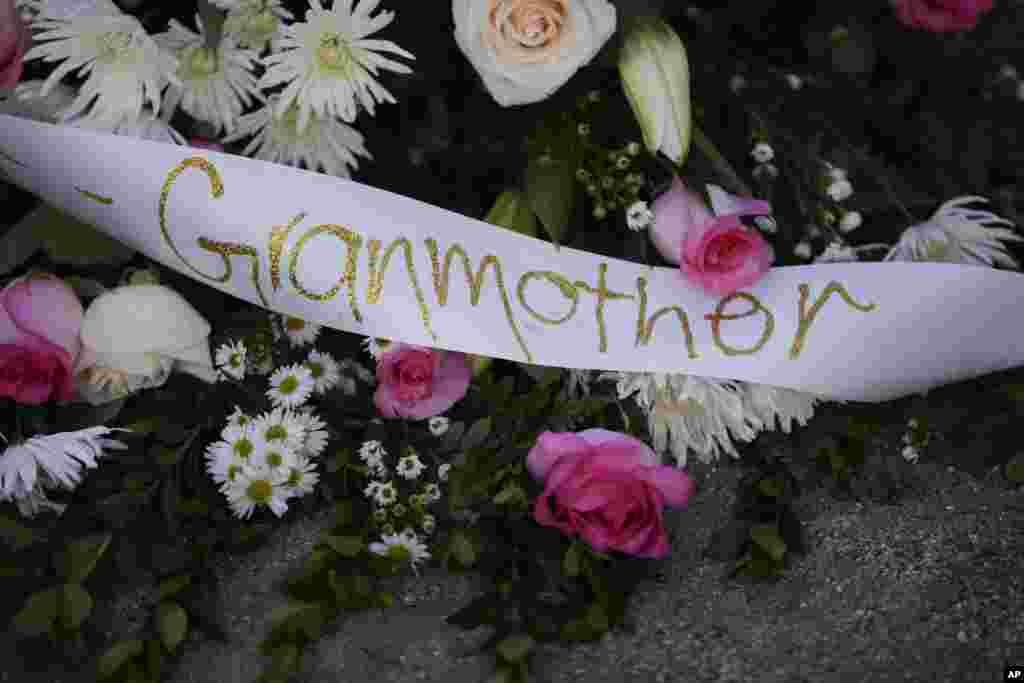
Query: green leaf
[
  {"left": 61, "top": 532, "right": 112, "bottom": 583},
  {"left": 749, "top": 524, "right": 787, "bottom": 562},
  {"left": 332, "top": 500, "right": 353, "bottom": 528},
  {"left": 122, "top": 416, "right": 161, "bottom": 436},
  {"left": 585, "top": 602, "right": 609, "bottom": 634},
  {"left": 493, "top": 484, "right": 526, "bottom": 507},
  {"left": 322, "top": 534, "right": 364, "bottom": 558},
  {"left": 563, "top": 543, "right": 581, "bottom": 578},
  {"left": 152, "top": 444, "right": 182, "bottom": 467},
  {"left": 445, "top": 593, "right": 499, "bottom": 629},
  {"left": 559, "top": 618, "right": 591, "bottom": 642},
  {"left": 376, "top": 591, "right": 394, "bottom": 609},
  {"left": 463, "top": 417, "right": 492, "bottom": 450},
  {"left": 485, "top": 190, "right": 539, "bottom": 238},
  {"left": 157, "top": 574, "right": 192, "bottom": 602},
  {"left": 496, "top": 633, "right": 535, "bottom": 663},
  {"left": 144, "top": 637, "right": 163, "bottom": 682},
  {"left": 524, "top": 153, "right": 575, "bottom": 246},
  {"left": 12, "top": 586, "right": 60, "bottom": 636},
  {"left": 757, "top": 477, "right": 785, "bottom": 498},
  {"left": 265, "top": 643, "right": 299, "bottom": 682},
  {"left": 1006, "top": 461, "right": 1024, "bottom": 483},
  {"left": 60, "top": 583, "right": 93, "bottom": 630},
  {"left": 450, "top": 530, "right": 477, "bottom": 568},
  {"left": 157, "top": 602, "right": 188, "bottom": 651},
  {"left": 0, "top": 513, "right": 37, "bottom": 550},
  {"left": 96, "top": 639, "right": 145, "bottom": 680},
  {"left": 35, "top": 204, "right": 136, "bottom": 266}
]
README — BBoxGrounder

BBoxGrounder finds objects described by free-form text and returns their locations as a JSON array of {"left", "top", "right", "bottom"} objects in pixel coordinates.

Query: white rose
[
  {"left": 73, "top": 284, "right": 218, "bottom": 405},
  {"left": 453, "top": 0, "right": 617, "bottom": 107}
]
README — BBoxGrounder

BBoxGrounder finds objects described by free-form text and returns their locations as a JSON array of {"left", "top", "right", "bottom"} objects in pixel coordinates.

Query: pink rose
[
  {"left": 527, "top": 429, "right": 695, "bottom": 559},
  {"left": 374, "top": 343, "right": 472, "bottom": 419},
  {"left": 0, "top": 0, "right": 30, "bottom": 89},
  {"left": 188, "top": 137, "right": 224, "bottom": 152},
  {"left": 0, "top": 273, "right": 84, "bottom": 404},
  {"left": 890, "top": 0, "right": 993, "bottom": 31},
  {"left": 650, "top": 177, "right": 774, "bottom": 297}
]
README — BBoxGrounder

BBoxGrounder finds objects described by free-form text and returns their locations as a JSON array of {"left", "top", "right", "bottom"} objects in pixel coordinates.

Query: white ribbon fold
[{"left": 2, "top": 113, "right": 1023, "bottom": 402}]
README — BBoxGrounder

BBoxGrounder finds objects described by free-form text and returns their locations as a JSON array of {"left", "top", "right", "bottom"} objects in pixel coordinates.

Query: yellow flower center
[
  {"left": 287, "top": 469, "right": 302, "bottom": 486},
  {"left": 267, "top": 451, "right": 284, "bottom": 467},
  {"left": 233, "top": 438, "right": 254, "bottom": 459},
  {"left": 265, "top": 425, "right": 287, "bottom": 442},
  {"left": 285, "top": 316, "right": 306, "bottom": 331},
  {"left": 227, "top": 464, "right": 242, "bottom": 480},
  {"left": 316, "top": 33, "right": 355, "bottom": 75},
  {"left": 386, "top": 545, "right": 411, "bottom": 562},
  {"left": 247, "top": 479, "right": 273, "bottom": 503},
  {"left": 183, "top": 46, "right": 219, "bottom": 80},
  {"left": 279, "top": 376, "right": 299, "bottom": 394},
  {"left": 307, "top": 362, "right": 323, "bottom": 379}
]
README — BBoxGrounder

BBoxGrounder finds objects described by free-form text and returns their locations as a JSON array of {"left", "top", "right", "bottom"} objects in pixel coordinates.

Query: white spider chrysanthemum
[
  {"left": 221, "top": 0, "right": 294, "bottom": 52},
  {"left": 221, "top": 423, "right": 259, "bottom": 462},
  {"left": 24, "top": 10, "right": 180, "bottom": 126},
  {"left": 883, "top": 196, "right": 1022, "bottom": 269},
  {"left": 814, "top": 241, "right": 858, "bottom": 264},
  {"left": 215, "top": 339, "right": 248, "bottom": 381},
  {"left": 304, "top": 350, "right": 341, "bottom": 394},
  {"left": 601, "top": 372, "right": 759, "bottom": 467},
  {"left": 565, "top": 369, "right": 592, "bottom": 399},
  {"left": 67, "top": 107, "right": 187, "bottom": 144},
  {"left": 395, "top": 452, "right": 425, "bottom": 480},
  {"left": 153, "top": 15, "right": 265, "bottom": 134},
  {"left": 259, "top": 0, "right": 415, "bottom": 133},
  {"left": 293, "top": 409, "right": 329, "bottom": 457},
  {"left": 282, "top": 454, "right": 319, "bottom": 496},
  {"left": 369, "top": 529, "right": 430, "bottom": 573},
  {"left": 251, "top": 407, "right": 307, "bottom": 451},
  {"left": 267, "top": 363, "right": 315, "bottom": 408},
  {"left": 223, "top": 464, "right": 291, "bottom": 518},
  {"left": 222, "top": 95, "right": 372, "bottom": 178},
  {"left": 741, "top": 383, "right": 823, "bottom": 435},
  {"left": 362, "top": 336, "right": 391, "bottom": 361},
  {"left": 0, "top": 427, "right": 128, "bottom": 514}
]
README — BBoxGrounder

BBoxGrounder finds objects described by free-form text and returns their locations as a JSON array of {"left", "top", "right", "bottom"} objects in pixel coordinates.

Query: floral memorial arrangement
[{"left": 0, "top": 0, "right": 1022, "bottom": 681}]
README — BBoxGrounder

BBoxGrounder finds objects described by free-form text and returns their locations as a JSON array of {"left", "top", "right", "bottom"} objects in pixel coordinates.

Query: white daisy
[
  {"left": 223, "top": 464, "right": 291, "bottom": 518},
  {"left": 373, "top": 480, "right": 396, "bottom": 506},
  {"left": 883, "top": 196, "right": 1022, "bottom": 268},
  {"left": 625, "top": 200, "right": 654, "bottom": 232},
  {"left": 293, "top": 409, "right": 329, "bottom": 457},
  {"left": 395, "top": 452, "right": 425, "bottom": 480},
  {"left": 259, "top": 0, "right": 415, "bottom": 133},
  {"left": 153, "top": 15, "right": 265, "bottom": 134},
  {"left": 304, "top": 349, "right": 341, "bottom": 394},
  {"left": 252, "top": 438, "right": 299, "bottom": 472},
  {"left": 222, "top": 95, "right": 372, "bottom": 178},
  {"left": 369, "top": 529, "right": 430, "bottom": 572},
  {"left": 225, "top": 405, "right": 253, "bottom": 430},
  {"left": 24, "top": 10, "right": 180, "bottom": 126},
  {"left": 215, "top": 339, "right": 248, "bottom": 381},
  {"left": 422, "top": 482, "right": 441, "bottom": 504},
  {"left": 437, "top": 463, "right": 450, "bottom": 482},
  {"left": 205, "top": 441, "right": 245, "bottom": 486},
  {"left": 221, "top": 0, "right": 294, "bottom": 52},
  {"left": 420, "top": 513, "right": 435, "bottom": 535},
  {"left": 251, "top": 407, "right": 307, "bottom": 451},
  {"left": 741, "top": 383, "right": 822, "bottom": 435},
  {"left": 282, "top": 454, "right": 319, "bottom": 497},
  {"left": 427, "top": 417, "right": 449, "bottom": 437},
  {"left": 362, "top": 336, "right": 391, "bottom": 361},
  {"left": 221, "top": 423, "right": 259, "bottom": 462},
  {"left": 267, "top": 363, "right": 315, "bottom": 408},
  {"left": 0, "top": 427, "right": 128, "bottom": 511},
  {"left": 278, "top": 314, "right": 321, "bottom": 348},
  {"left": 601, "top": 372, "right": 759, "bottom": 467}
]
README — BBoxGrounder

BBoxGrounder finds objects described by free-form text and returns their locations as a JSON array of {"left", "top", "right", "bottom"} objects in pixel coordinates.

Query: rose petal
[
  {"left": 526, "top": 431, "right": 591, "bottom": 480},
  {"left": 639, "top": 465, "right": 695, "bottom": 508}
]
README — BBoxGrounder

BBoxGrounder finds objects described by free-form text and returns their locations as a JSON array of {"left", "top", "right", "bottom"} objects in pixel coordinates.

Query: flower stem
[{"left": 691, "top": 125, "right": 753, "bottom": 198}]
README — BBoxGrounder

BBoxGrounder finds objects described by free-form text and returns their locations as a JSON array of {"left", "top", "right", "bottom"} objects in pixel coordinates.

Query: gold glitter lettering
[
  {"left": 517, "top": 270, "right": 578, "bottom": 325},
  {"left": 634, "top": 277, "right": 700, "bottom": 358},
  {"left": 289, "top": 224, "right": 363, "bottom": 323},
  {"left": 74, "top": 187, "right": 113, "bottom": 204},
  {"left": 269, "top": 212, "right": 307, "bottom": 291},
  {"left": 196, "top": 238, "right": 268, "bottom": 307},
  {"left": 573, "top": 262, "right": 635, "bottom": 353},
  {"left": 789, "top": 281, "right": 876, "bottom": 359},
  {"left": 423, "top": 239, "right": 532, "bottom": 363},
  {"left": 705, "top": 292, "right": 774, "bottom": 356},
  {"left": 366, "top": 237, "right": 436, "bottom": 342}
]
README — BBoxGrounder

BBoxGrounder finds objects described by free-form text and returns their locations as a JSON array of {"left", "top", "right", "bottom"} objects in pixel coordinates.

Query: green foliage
[
  {"left": 11, "top": 586, "right": 61, "bottom": 636},
  {"left": 156, "top": 602, "right": 188, "bottom": 652},
  {"left": 496, "top": 633, "right": 535, "bottom": 663},
  {"left": 0, "top": 512, "right": 37, "bottom": 550},
  {"left": 96, "top": 639, "right": 145, "bottom": 680},
  {"left": 60, "top": 532, "right": 112, "bottom": 583}
]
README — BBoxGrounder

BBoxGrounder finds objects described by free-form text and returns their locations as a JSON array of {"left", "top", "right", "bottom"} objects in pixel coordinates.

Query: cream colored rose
[{"left": 453, "top": 0, "right": 616, "bottom": 107}]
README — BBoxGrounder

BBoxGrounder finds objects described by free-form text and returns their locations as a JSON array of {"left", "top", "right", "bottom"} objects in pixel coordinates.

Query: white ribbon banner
[{"left": 2, "top": 113, "right": 1023, "bottom": 403}]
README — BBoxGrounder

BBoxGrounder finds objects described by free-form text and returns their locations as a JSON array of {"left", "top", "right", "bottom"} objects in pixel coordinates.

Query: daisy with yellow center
[
  {"left": 251, "top": 407, "right": 307, "bottom": 451},
  {"left": 304, "top": 349, "right": 341, "bottom": 394},
  {"left": 215, "top": 340, "right": 248, "bottom": 381},
  {"left": 283, "top": 454, "right": 320, "bottom": 496},
  {"left": 267, "top": 363, "right": 315, "bottom": 408},
  {"left": 259, "top": 0, "right": 415, "bottom": 133},
  {"left": 368, "top": 528, "right": 430, "bottom": 574},
  {"left": 223, "top": 465, "right": 291, "bottom": 518}
]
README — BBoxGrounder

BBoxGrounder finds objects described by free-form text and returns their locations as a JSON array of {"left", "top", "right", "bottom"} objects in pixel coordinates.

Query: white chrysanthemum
[
  {"left": 221, "top": 423, "right": 260, "bottom": 462},
  {"left": 602, "top": 372, "right": 759, "bottom": 467},
  {"left": 304, "top": 349, "right": 341, "bottom": 394},
  {"left": 267, "top": 363, "right": 315, "bottom": 408},
  {"left": 625, "top": 200, "right": 654, "bottom": 232},
  {"left": 565, "top": 369, "right": 593, "bottom": 399},
  {"left": 0, "top": 427, "right": 128, "bottom": 511},
  {"left": 153, "top": 15, "right": 265, "bottom": 134},
  {"left": 883, "top": 197, "right": 1022, "bottom": 268},
  {"left": 369, "top": 529, "right": 430, "bottom": 572},
  {"left": 293, "top": 409, "right": 329, "bottom": 457},
  {"left": 205, "top": 440, "right": 246, "bottom": 486},
  {"left": 278, "top": 314, "right": 321, "bottom": 348},
  {"left": 222, "top": 95, "right": 372, "bottom": 178},
  {"left": 358, "top": 439, "right": 386, "bottom": 462},
  {"left": 215, "top": 339, "right": 248, "bottom": 381},
  {"left": 221, "top": 0, "right": 293, "bottom": 52},
  {"left": 252, "top": 439, "right": 300, "bottom": 473},
  {"left": 741, "top": 383, "right": 822, "bottom": 435},
  {"left": 826, "top": 179, "right": 853, "bottom": 202},
  {"left": 427, "top": 417, "right": 449, "bottom": 437},
  {"left": 259, "top": 0, "right": 415, "bottom": 133},
  {"left": 396, "top": 452, "right": 425, "bottom": 480},
  {"left": 222, "top": 464, "right": 291, "bottom": 518},
  {"left": 251, "top": 407, "right": 307, "bottom": 451},
  {"left": 24, "top": 11, "right": 180, "bottom": 126},
  {"left": 437, "top": 463, "right": 450, "bottom": 482},
  {"left": 66, "top": 107, "right": 187, "bottom": 144},
  {"left": 282, "top": 454, "right": 319, "bottom": 496}
]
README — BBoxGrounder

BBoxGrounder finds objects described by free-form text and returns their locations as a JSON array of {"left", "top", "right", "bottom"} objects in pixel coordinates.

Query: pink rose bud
[
  {"left": 0, "top": 273, "right": 84, "bottom": 404},
  {"left": 374, "top": 343, "right": 471, "bottom": 419},
  {"left": 890, "top": 0, "right": 994, "bottom": 32},
  {"left": 0, "top": 0, "right": 31, "bottom": 89},
  {"left": 527, "top": 429, "right": 695, "bottom": 559}
]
